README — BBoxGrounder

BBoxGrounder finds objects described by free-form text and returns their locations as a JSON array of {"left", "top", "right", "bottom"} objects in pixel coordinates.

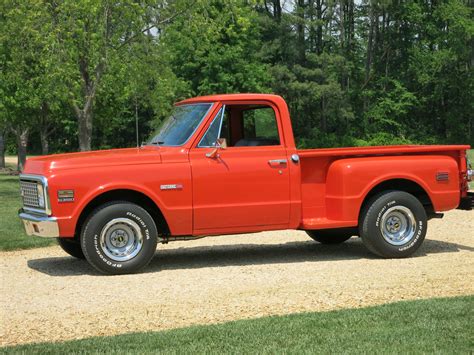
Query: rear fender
[{"left": 325, "top": 155, "right": 460, "bottom": 222}]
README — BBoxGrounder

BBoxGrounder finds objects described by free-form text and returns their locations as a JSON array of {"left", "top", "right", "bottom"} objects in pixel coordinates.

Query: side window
[
  {"left": 198, "top": 106, "right": 229, "bottom": 147},
  {"left": 241, "top": 107, "right": 280, "bottom": 145}
]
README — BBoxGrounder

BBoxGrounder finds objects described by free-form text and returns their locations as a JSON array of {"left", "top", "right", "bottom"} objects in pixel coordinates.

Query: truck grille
[{"left": 20, "top": 180, "right": 41, "bottom": 209}]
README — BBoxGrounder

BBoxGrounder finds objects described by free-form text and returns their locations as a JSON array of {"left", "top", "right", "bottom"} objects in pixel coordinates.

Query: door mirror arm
[{"left": 206, "top": 138, "right": 227, "bottom": 159}]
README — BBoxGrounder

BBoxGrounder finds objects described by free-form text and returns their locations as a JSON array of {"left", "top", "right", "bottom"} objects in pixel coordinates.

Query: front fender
[{"left": 48, "top": 162, "right": 193, "bottom": 237}]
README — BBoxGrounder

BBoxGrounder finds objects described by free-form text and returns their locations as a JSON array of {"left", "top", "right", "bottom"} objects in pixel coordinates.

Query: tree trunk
[
  {"left": 16, "top": 129, "right": 29, "bottom": 172},
  {"left": 339, "top": 1, "right": 345, "bottom": 52},
  {"left": 320, "top": 96, "right": 327, "bottom": 132},
  {"left": 308, "top": 0, "right": 316, "bottom": 52},
  {"left": 347, "top": 0, "right": 354, "bottom": 90},
  {"left": 40, "top": 128, "right": 50, "bottom": 155},
  {"left": 78, "top": 108, "right": 93, "bottom": 151},
  {"left": 365, "top": 11, "right": 375, "bottom": 84},
  {"left": 347, "top": 0, "right": 354, "bottom": 52},
  {"left": 363, "top": 5, "right": 376, "bottom": 111},
  {"left": 39, "top": 102, "right": 51, "bottom": 155},
  {"left": 0, "top": 130, "right": 5, "bottom": 169},
  {"left": 272, "top": 0, "right": 282, "bottom": 21},
  {"left": 73, "top": 85, "right": 95, "bottom": 152},
  {"left": 74, "top": 60, "right": 103, "bottom": 152},
  {"left": 316, "top": 0, "right": 323, "bottom": 55},
  {"left": 296, "top": 0, "right": 306, "bottom": 63}
]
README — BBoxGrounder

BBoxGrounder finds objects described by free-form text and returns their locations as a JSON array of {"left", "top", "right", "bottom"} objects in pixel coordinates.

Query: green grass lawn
[
  {"left": 4, "top": 161, "right": 15, "bottom": 170},
  {"left": 2, "top": 295, "right": 472, "bottom": 354},
  {"left": 0, "top": 174, "right": 55, "bottom": 251}
]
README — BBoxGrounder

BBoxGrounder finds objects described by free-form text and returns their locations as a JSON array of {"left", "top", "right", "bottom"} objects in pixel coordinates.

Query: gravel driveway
[{"left": 1, "top": 210, "right": 473, "bottom": 346}]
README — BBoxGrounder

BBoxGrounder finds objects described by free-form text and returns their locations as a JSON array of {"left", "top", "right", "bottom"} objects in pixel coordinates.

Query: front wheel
[
  {"left": 359, "top": 191, "right": 427, "bottom": 258},
  {"left": 81, "top": 202, "right": 158, "bottom": 275},
  {"left": 57, "top": 238, "right": 85, "bottom": 259}
]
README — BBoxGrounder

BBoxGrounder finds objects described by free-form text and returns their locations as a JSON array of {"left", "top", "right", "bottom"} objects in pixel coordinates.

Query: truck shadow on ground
[{"left": 27, "top": 237, "right": 474, "bottom": 277}]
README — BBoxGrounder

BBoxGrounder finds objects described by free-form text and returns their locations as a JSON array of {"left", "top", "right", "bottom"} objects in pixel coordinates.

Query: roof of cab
[{"left": 176, "top": 93, "right": 284, "bottom": 105}]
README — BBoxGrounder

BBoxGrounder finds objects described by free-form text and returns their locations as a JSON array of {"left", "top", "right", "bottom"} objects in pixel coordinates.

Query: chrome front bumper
[{"left": 19, "top": 210, "right": 59, "bottom": 238}]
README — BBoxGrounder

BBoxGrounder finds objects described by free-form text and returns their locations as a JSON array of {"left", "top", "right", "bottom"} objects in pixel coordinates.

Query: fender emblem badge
[
  {"left": 160, "top": 184, "right": 183, "bottom": 190},
  {"left": 58, "top": 189, "right": 74, "bottom": 202}
]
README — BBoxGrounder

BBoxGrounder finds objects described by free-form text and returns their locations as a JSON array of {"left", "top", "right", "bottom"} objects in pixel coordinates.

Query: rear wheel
[
  {"left": 359, "top": 190, "right": 427, "bottom": 258},
  {"left": 306, "top": 229, "right": 353, "bottom": 244},
  {"left": 57, "top": 238, "right": 85, "bottom": 259},
  {"left": 81, "top": 201, "right": 158, "bottom": 275}
]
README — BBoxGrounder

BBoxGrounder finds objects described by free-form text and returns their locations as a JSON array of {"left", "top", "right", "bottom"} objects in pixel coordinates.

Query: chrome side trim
[
  {"left": 160, "top": 184, "right": 183, "bottom": 190},
  {"left": 19, "top": 211, "right": 59, "bottom": 238},
  {"left": 19, "top": 174, "right": 52, "bottom": 215}
]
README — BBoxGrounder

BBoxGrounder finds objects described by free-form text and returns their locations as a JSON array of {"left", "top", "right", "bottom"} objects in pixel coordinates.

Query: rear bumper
[
  {"left": 19, "top": 209, "right": 59, "bottom": 238},
  {"left": 457, "top": 192, "right": 474, "bottom": 211}
]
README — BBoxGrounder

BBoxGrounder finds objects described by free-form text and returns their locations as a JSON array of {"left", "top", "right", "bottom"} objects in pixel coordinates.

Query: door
[{"left": 189, "top": 103, "right": 291, "bottom": 233}]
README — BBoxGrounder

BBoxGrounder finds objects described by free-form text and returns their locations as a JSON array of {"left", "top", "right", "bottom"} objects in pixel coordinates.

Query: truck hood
[{"left": 24, "top": 147, "right": 162, "bottom": 176}]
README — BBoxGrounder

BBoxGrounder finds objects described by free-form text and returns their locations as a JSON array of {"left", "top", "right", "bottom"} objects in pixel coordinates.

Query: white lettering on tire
[
  {"left": 399, "top": 221, "right": 424, "bottom": 251},
  {"left": 375, "top": 200, "right": 396, "bottom": 227},
  {"left": 93, "top": 233, "right": 123, "bottom": 268}
]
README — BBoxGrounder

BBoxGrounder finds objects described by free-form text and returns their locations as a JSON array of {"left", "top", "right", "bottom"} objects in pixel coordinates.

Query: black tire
[
  {"left": 81, "top": 201, "right": 158, "bottom": 275},
  {"left": 306, "top": 229, "right": 353, "bottom": 244},
  {"left": 359, "top": 190, "right": 427, "bottom": 258},
  {"left": 57, "top": 238, "right": 85, "bottom": 259}
]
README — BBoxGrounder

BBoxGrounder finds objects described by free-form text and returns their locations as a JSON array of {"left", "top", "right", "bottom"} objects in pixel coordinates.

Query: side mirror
[{"left": 206, "top": 138, "right": 227, "bottom": 158}]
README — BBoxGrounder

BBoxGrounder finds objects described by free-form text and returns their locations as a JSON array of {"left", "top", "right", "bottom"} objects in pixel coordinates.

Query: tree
[
  {"left": 46, "top": 0, "right": 190, "bottom": 151},
  {"left": 1, "top": 0, "right": 472, "bottom": 160},
  {"left": 1, "top": 0, "right": 72, "bottom": 168},
  {"left": 162, "top": 0, "right": 270, "bottom": 96},
  {"left": 1, "top": 1, "right": 40, "bottom": 170},
  {"left": 94, "top": 31, "right": 185, "bottom": 148}
]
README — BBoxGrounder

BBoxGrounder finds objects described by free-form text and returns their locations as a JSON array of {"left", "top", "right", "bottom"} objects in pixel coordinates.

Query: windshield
[{"left": 148, "top": 103, "right": 212, "bottom": 146}]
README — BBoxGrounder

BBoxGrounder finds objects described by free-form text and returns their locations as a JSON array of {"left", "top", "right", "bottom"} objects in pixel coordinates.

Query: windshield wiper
[{"left": 150, "top": 141, "right": 165, "bottom": 145}]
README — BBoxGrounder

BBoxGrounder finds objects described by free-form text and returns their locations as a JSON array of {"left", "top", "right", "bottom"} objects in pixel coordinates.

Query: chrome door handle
[{"left": 268, "top": 159, "right": 287, "bottom": 167}]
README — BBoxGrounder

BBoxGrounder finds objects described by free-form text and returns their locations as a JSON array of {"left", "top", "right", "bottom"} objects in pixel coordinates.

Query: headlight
[{"left": 37, "top": 183, "right": 45, "bottom": 208}]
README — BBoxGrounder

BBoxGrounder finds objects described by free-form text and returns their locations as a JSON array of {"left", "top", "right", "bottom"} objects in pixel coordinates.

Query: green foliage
[
  {"left": 95, "top": 36, "right": 185, "bottom": 147},
  {"left": 4, "top": 296, "right": 473, "bottom": 353},
  {"left": 362, "top": 80, "right": 418, "bottom": 139},
  {"left": 162, "top": 0, "right": 270, "bottom": 96},
  {"left": 0, "top": 1, "right": 65, "bottom": 130},
  {"left": 1, "top": 0, "right": 473, "bottom": 155},
  {"left": 269, "top": 53, "right": 356, "bottom": 148}
]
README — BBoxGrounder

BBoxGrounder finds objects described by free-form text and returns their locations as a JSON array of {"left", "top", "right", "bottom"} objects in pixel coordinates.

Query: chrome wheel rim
[
  {"left": 379, "top": 206, "right": 416, "bottom": 246},
  {"left": 99, "top": 218, "right": 143, "bottom": 261}
]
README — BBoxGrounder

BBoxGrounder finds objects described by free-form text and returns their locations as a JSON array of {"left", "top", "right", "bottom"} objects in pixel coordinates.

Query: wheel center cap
[
  {"left": 387, "top": 217, "right": 402, "bottom": 233},
  {"left": 110, "top": 230, "right": 128, "bottom": 247}
]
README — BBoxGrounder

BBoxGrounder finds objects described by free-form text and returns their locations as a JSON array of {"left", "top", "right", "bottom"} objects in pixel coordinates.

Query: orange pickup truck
[{"left": 19, "top": 94, "right": 473, "bottom": 274}]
